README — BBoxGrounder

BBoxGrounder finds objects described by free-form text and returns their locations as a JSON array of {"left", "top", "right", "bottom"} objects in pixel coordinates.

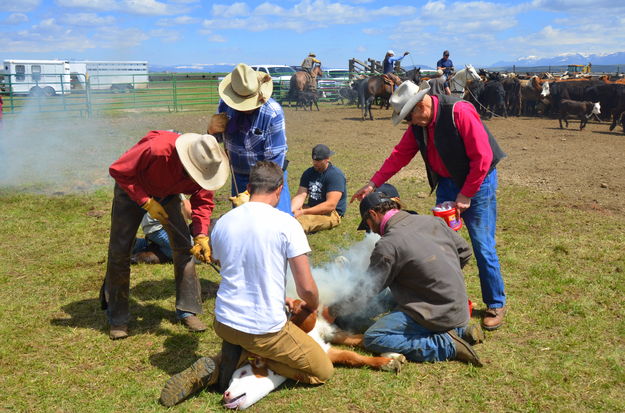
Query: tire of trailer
[
  {"left": 43, "top": 86, "right": 56, "bottom": 97},
  {"left": 29, "top": 86, "right": 43, "bottom": 97}
]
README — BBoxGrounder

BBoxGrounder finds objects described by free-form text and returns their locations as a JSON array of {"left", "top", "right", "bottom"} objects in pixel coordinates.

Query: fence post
[
  {"left": 172, "top": 74, "right": 178, "bottom": 112},
  {"left": 60, "top": 73, "right": 67, "bottom": 111}
]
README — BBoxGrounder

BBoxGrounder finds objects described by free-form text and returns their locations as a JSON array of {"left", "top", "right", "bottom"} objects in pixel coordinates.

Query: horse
[
  {"left": 359, "top": 73, "right": 405, "bottom": 121},
  {"left": 448, "top": 64, "right": 481, "bottom": 97},
  {"left": 287, "top": 65, "right": 323, "bottom": 107}
]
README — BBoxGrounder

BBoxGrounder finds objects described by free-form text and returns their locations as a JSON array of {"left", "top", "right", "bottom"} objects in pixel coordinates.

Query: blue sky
[{"left": 1, "top": 0, "right": 624, "bottom": 68}]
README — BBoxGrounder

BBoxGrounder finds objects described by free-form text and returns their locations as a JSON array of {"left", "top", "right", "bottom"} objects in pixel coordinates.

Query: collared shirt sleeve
[
  {"left": 453, "top": 101, "right": 493, "bottom": 197},
  {"left": 109, "top": 140, "right": 152, "bottom": 206},
  {"left": 370, "top": 127, "right": 420, "bottom": 187},
  {"left": 189, "top": 189, "right": 215, "bottom": 236},
  {"left": 262, "top": 104, "right": 287, "bottom": 168}
]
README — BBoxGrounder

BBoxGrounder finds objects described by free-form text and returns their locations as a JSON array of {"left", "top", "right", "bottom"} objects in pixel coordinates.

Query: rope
[{"left": 464, "top": 85, "right": 505, "bottom": 119}]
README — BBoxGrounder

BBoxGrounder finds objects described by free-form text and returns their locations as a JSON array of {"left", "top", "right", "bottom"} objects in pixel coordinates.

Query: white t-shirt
[{"left": 212, "top": 201, "right": 311, "bottom": 334}]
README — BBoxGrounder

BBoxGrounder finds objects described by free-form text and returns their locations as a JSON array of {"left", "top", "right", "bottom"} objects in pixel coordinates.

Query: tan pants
[
  {"left": 296, "top": 210, "right": 341, "bottom": 234},
  {"left": 214, "top": 320, "right": 334, "bottom": 384}
]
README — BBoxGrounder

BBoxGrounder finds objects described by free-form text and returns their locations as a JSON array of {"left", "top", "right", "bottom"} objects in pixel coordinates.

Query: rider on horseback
[
  {"left": 383, "top": 50, "right": 409, "bottom": 89},
  {"left": 301, "top": 52, "right": 321, "bottom": 91}
]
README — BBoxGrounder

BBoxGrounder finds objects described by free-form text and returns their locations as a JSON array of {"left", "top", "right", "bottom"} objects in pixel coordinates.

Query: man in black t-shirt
[{"left": 291, "top": 144, "right": 347, "bottom": 234}]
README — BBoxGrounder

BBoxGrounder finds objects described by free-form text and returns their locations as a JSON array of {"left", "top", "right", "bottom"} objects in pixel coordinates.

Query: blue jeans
[
  {"left": 436, "top": 169, "right": 506, "bottom": 308},
  {"left": 232, "top": 170, "right": 292, "bottom": 215},
  {"left": 363, "top": 311, "right": 465, "bottom": 362},
  {"left": 132, "top": 228, "right": 173, "bottom": 260}
]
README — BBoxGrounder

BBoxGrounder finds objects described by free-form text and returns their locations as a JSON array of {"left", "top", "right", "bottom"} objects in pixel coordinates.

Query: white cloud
[
  {"left": 0, "top": 0, "right": 40, "bottom": 12},
  {"left": 55, "top": 0, "right": 118, "bottom": 11},
  {"left": 0, "top": 27, "right": 96, "bottom": 53},
  {"left": 61, "top": 13, "right": 115, "bottom": 26},
  {"left": 254, "top": 2, "right": 285, "bottom": 15},
  {"left": 3, "top": 13, "right": 29, "bottom": 24},
  {"left": 94, "top": 26, "right": 150, "bottom": 48},
  {"left": 362, "top": 27, "right": 381, "bottom": 35},
  {"left": 149, "top": 28, "right": 181, "bottom": 43},
  {"left": 55, "top": 0, "right": 187, "bottom": 15},
  {"left": 204, "top": 0, "right": 418, "bottom": 33},
  {"left": 212, "top": 2, "right": 250, "bottom": 18},
  {"left": 157, "top": 15, "right": 200, "bottom": 26}
]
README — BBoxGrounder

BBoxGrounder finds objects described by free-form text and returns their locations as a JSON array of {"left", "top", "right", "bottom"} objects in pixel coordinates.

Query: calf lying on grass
[
  {"left": 559, "top": 99, "right": 601, "bottom": 130},
  {"left": 222, "top": 300, "right": 406, "bottom": 410}
]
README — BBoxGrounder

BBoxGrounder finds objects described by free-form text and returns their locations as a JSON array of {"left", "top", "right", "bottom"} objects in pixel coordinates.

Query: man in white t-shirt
[{"left": 160, "top": 161, "right": 333, "bottom": 407}]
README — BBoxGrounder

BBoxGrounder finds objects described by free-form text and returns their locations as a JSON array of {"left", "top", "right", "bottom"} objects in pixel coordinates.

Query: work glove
[
  {"left": 403, "top": 51, "right": 410, "bottom": 56},
  {"left": 229, "top": 190, "right": 250, "bottom": 208},
  {"left": 190, "top": 235, "right": 212, "bottom": 263},
  {"left": 141, "top": 198, "right": 169, "bottom": 226},
  {"left": 208, "top": 113, "right": 228, "bottom": 136}
]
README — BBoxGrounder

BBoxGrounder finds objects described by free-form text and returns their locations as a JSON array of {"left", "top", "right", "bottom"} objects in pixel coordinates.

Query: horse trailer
[
  {"left": 2, "top": 59, "right": 71, "bottom": 96},
  {"left": 69, "top": 60, "right": 149, "bottom": 91}
]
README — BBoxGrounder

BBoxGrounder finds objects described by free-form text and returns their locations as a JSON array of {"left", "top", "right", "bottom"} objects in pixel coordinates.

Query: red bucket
[{"left": 432, "top": 202, "right": 462, "bottom": 231}]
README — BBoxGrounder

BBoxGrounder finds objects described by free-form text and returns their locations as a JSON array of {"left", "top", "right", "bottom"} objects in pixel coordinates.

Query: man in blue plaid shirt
[{"left": 217, "top": 63, "right": 292, "bottom": 214}]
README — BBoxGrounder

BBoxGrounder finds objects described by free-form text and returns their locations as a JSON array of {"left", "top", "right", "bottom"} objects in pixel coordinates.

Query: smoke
[
  {"left": 0, "top": 97, "right": 132, "bottom": 193},
  {"left": 287, "top": 232, "right": 382, "bottom": 307}
]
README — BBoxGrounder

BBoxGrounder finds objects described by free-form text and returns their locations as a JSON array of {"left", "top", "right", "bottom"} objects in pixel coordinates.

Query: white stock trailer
[
  {"left": 2, "top": 59, "right": 71, "bottom": 96},
  {"left": 69, "top": 60, "right": 149, "bottom": 91},
  {"left": 2, "top": 59, "right": 149, "bottom": 95}
]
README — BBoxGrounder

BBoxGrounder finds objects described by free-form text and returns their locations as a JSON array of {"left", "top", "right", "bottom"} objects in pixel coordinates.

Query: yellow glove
[
  {"left": 190, "top": 235, "right": 212, "bottom": 263},
  {"left": 208, "top": 113, "right": 228, "bottom": 135},
  {"left": 142, "top": 198, "right": 169, "bottom": 226},
  {"left": 229, "top": 190, "right": 250, "bottom": 208}
]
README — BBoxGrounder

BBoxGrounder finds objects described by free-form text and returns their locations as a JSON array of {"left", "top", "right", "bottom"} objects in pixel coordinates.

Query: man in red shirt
[
  {"left": 100, "top": 131, "right": 229, "bottom": 339},
  {"left": 352, "top": 81, "right": 508, "bottom": 331}
]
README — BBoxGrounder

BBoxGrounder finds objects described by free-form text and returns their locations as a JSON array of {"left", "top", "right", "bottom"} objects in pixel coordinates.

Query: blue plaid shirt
[{"left": 218, "top": 98, "right": 287, "bottom": 175}]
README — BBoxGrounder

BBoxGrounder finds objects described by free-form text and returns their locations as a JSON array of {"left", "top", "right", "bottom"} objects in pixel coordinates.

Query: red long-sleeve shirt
[
  {"left": 109, "top": 130, "right": 215, "bottom": 235},
  {"left": 371, "top": 96, "right": 493, "bottom": 198}
]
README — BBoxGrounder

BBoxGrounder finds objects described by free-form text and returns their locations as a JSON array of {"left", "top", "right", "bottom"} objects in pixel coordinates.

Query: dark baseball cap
[
  {"left": 357, "top": 191, "right": 393, "bottom": 231},
  {"left": 312, "top": 144, "right": 335, "bottom": 160}
]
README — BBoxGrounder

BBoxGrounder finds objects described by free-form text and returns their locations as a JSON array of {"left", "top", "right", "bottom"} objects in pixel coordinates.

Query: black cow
[
  {"left": 583, "top": 83, "right": 625, "bottom": 130},
  {"left": 502, "top": 77, "right": 521, "bottom": 116},
  {"left": 466, "top": 80, "right": 506, "bottom": 119},
  {"left": 558, "top": 99, "right": 601, "bottom": 130},
  {"left": 295, "top": 90, "right": 319, "bottom": 111}
]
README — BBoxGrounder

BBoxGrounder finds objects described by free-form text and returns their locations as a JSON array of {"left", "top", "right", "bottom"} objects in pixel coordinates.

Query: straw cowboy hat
[
  {"left": 218, "top": 63, "right": 273, "bottom": 111},
  {"left": 175, "top": 133, "right": 229, "bottom": 190},
  {"left": 389, "top": 80, "right": 431, "bottom": 126}
]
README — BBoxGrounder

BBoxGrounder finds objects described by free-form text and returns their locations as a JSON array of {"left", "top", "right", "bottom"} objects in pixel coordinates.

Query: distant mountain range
[
  {"left": 149, "top": 52, "right": 625, "bottom": 73},
  {"left": 150, "top": 63, "right": 437, "bottom": 73},
  {"left": 490, "top": 51, "right": 625, "bottom": 68}
]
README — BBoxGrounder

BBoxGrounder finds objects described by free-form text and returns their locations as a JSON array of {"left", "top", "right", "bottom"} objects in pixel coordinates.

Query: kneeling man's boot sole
[
  {"left": 159, "top": 356, "right": 216, "bottom": 407},
  {"left": 448, "top": 330, "right": 483, "bottom": 367}
]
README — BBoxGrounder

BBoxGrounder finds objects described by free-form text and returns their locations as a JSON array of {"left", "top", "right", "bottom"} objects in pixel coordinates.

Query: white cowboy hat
[
  {"left": 218, "top": 63, "right": 273, "bottom": 111},
  {"left": 390, "top": 81, "right": 431, "bottom": 126},
  {"left": 175, "top": 133, "right": 229, "bottom": 190},
  {"left": 387, "top": 50, "right": 395, "bottom": 55}
]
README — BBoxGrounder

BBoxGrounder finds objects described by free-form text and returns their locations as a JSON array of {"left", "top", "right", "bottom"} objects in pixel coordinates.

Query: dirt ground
[
  {"left": 3, "top": 104, "right": 623, "bottom": 215},
  {"left": 282, "top": 104, "right": 625, "bottom": 214}
]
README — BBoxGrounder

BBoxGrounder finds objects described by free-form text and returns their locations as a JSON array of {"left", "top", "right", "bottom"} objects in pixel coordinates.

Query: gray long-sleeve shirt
[{"left": 334, "top": 211, "right": 472, "bottom": 332}]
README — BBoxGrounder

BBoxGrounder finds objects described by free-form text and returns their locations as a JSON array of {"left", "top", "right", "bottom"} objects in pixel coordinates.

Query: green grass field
[{"left": 0, "top": 107, "right": 623, "bottom": 412}]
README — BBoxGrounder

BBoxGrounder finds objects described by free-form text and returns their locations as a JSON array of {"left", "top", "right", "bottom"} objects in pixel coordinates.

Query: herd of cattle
[
  {"left": 464, "top": 70, "right": 625, "bottom": 133},
  {"left": 296, "top": 69, "right": 625, "bottom": 133}
]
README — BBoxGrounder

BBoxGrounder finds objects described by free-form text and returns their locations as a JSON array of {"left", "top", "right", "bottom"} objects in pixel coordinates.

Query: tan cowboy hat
[
  {"left": 218, "top": 63, "right": 273, "bottom": 111},
  {"left": 387, "top": 50, "right": 395, "bottom": 56},
  {"left": 175, "top": 133, "right": 229, "bottom": 190},
  {"left": 309, "top": 52, "right": 316, "bottom": 57},
  {"left": 390, "top": 80, "right": 431, "bottom": 126}
]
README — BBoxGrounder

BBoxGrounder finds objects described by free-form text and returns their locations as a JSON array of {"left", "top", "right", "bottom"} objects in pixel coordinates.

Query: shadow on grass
[
  {"left": 149, "top": 333, "right": 205, "bottom": 375},
  {"left": 50, "top": 277, "right": 218, "bottom": 340}
]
